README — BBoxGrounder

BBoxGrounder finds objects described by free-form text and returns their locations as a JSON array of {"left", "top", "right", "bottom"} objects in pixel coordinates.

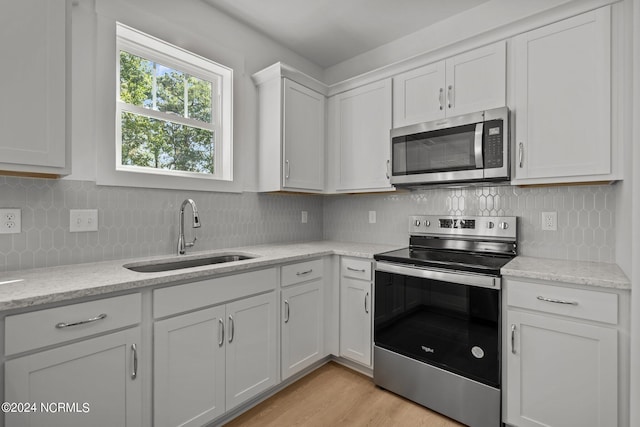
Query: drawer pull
[
  {"left": 55, "top": 313, "right": 107, "bottom": 329},
  {"left": 296, "top": 269, "right": 313, "bottom": 276},
  {"left": 536, "top": 296, "right": 578, "bottom": 305},
  {"left": 347, "top": 266, "right": 366, "bottom": 273},
  {"left": 131, "top": 344, "right": 138, "bottom": 380}
]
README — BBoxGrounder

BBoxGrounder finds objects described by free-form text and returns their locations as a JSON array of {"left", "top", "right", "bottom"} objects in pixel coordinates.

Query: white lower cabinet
[
  {"left": 504, "top": 278, "right": 621, "bottom": 427},
  {"left": 281, "top": 280, "right": 324, "bottom": 380},
  {"left": 154, "top": 292, "right": 277, "bottom": 427},
  {"left": 5, "top": 327, "right": 142, "bottom": 427},
  {"left": 339, "top": 257, "right": 373, "bottom": 367}
]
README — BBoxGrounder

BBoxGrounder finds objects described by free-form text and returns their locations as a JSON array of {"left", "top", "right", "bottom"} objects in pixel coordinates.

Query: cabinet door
[
  {"left": 0, "top": 0, "right": 66, "bottom": 172},
  {"left": 330, "top": 79, "right": 393, "bottom": 192},
  {"left": 225, "top": 292, "right": 277, "bottom": 410},
  {"left": 283, "top": 79, "right": 325, "bottom": 191},
  {"left": 506, "top": 311, "right": 617, "bottom": 427},
  {"left": 282, "top": 280, "right": 324, "bottom": 380},
  {"left": 5, "top": 328, "right": 142, "bottom": 427},
  {"left": 446, "top": 41, "right": 506, "bottom": 117},
  {"left": 513, "top": 8, "right": 611, "bottom": 182},
  {"left": 340, "top": 277, "right": 372, "bottom": 366},
  {"left": 392, "top": 61, "right": 446, "bottom": 127},
  {"left": 154, "top": 306, "right": 226, "bottom": 427}
]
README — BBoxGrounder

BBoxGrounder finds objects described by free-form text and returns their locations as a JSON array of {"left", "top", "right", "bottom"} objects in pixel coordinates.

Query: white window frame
[{"left": 115, "top": 23, "right": 233, "bottom": 181}]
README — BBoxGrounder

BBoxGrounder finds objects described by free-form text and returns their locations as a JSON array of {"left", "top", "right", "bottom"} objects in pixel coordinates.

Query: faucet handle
[{"left": 185, "top": 235, "right": 197, "bottom": 248}]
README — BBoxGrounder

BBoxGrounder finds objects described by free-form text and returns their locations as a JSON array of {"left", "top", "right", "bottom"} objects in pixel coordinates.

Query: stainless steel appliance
[
  {"left": 374, "top": 215, "right": 517, "bottom": 427},
  {"left": 390, "top": 107, "right": 509, "bottom": 186}
]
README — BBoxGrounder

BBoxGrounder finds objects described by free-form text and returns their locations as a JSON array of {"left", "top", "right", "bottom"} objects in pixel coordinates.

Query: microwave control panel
[{"left": 484, "top": 119, "right": 503, "bottom": 169}]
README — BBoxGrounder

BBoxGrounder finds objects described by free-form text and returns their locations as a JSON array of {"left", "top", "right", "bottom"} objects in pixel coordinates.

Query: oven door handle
[{"left": 375, "top": 262, "right": 500, "bottom": 290}]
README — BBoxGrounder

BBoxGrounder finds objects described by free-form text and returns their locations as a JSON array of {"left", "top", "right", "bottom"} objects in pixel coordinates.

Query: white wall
[{"left": 67, "top": 0, "right": 324, "bottom": 192}]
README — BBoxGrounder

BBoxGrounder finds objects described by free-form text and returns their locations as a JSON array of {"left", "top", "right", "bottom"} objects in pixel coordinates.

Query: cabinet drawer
[
  {"left": 342, "top": 258, "right": 372, "bottom": 281},
  {"left": 507, "top": 280, "right": 618, "bottom": 325},
  {"left": 281, "top": 259, "right": 323, "bottom": 287},
  {"left": 5, "top": 293, "right": 141, "bottom": 355}
]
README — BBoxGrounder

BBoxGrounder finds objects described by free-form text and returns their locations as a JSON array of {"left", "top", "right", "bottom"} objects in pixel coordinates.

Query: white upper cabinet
[
  {"left": 253, "top": 64, "right": 325, "bottom": 193},
  {"left": 327, "top": 79, "right": 393, "bottom": 192},
  {"left": 393, "top": 41, "right": 506, "bottom": 128},
  {"left": 282, "top": 79, "right": 325, "bottom": 191},
  {"left": 0, "top": 0, "right": 68, "bottom": 176},
  {"left": 512, "top": 7, "right": 616, "bottom": 185}
]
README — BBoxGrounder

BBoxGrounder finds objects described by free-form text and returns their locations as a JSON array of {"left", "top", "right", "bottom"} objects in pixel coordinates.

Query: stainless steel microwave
[{"left": 390, "top": 107, "right": 509, "bottom": 186}]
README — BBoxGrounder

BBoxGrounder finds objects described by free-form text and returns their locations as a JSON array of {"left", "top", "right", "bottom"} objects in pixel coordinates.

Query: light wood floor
[{"left": 224, "top": 362, "right": 465, "bottom": 426}]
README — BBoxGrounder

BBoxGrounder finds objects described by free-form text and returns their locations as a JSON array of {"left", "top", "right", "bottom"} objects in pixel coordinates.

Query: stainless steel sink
[{"left": 124, "top": 253, "right": 257, "bottom": 273}]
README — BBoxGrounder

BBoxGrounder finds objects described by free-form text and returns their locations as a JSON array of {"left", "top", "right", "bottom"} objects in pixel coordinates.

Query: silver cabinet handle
[
  {"left": 131, "top": 344, "right": 138, "bottom": 380},
  {"left": 537, "top": 296, "right": 578, "bottom": 305},
  {"left": 285, "top": 160, "right": 290, "bottom": 179},
  {"left": 284, "top": 300, "right": 290, "bottom": 323},
  {"left": 296, "top": 269, "right": 312, "bottom": 276},
  {"left": 447, "top": 85, "right": 453, "bottom": 108},
  {"left": 511, "top": 324, "right": 516, "bottom": 355},
  {"left": 386, "top": 159, "right": 390, "bottom": 180},
  {"left": 228, "top": 315, "right": 234, "bottom": 343},
  {"left": 218, "top": 318, "right": 224, "bottom": 346},
  {"left": 519, "top": 142, "right": 524, "bottom": 168},
  {"left": 364, "top": 292, "right": 369, "bottom": 314},
  {"left": 55, "top": 313, "right": 107, "bottom": 329},
  {"left": 347, "top": 266, "right": 366, "bottom": 273},
  {"left": 438, "top": 88, "right": 444, "bottom": 110}
]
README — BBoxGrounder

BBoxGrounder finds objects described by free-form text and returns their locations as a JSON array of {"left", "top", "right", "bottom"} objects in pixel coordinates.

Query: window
[{"left": 115, "top": 23, "right": 233, "bottom": 181}]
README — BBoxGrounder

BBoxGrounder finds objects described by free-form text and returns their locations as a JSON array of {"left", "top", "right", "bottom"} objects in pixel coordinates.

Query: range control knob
[
  {"left": 499, "top": 222, "right": 509, "bottom": 230},
  {"left": 414, "top": 220, "right": 421, "bottom": 227},
  {"left": 424, "top": 220, "right": 431, "bottom": 227},
  {"left": 487, "top": 221, "right": 495, "bottom": 229}
]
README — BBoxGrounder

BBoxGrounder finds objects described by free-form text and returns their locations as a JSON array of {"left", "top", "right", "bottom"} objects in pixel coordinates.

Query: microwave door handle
[{"left": 474, "top": 122, "right": 484, "bottom": 168}]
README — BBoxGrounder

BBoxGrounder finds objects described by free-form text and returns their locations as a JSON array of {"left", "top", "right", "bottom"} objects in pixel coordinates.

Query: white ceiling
[{"left": 202, "top": 0, "right": 491, "bottom": 68}]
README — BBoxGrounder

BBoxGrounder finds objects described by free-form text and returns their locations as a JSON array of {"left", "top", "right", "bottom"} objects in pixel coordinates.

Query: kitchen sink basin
[{"left": 124, "top": 253, "right": 258, "bottom": 273}]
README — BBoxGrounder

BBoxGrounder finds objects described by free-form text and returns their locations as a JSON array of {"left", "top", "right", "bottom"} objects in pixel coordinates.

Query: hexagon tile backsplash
[
  {"left": 0, "top": 177, "right": 616, "bottom": 272},
  {"left": 0, "top": 177, "right": 323, "bottom": 272},
  {"left": 323, "top": 184, "right": 616, "bottom": 263}
]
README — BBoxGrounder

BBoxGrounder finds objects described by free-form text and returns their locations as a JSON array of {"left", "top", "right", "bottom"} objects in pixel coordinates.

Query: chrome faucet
[{"left": 177, "top": 199, "right": 201, "bottom": 255}]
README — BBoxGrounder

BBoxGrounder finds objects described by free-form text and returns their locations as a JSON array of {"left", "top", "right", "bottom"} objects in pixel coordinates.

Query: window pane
[
  {"left": 187, "top": 75, "right": 212, "bottom": 122},
  {"left": 121, "top": 112, "right": 214, "bottom": 174},
  {"left": 119, "top": 51, "right": 153, "bottom": 107},
  {"left": 156, "top": 64, "right": 185, "bottom": 116}
]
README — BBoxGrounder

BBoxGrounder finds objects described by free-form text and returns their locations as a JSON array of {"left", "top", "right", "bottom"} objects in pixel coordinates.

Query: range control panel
[{"left": 409, "top": 215, "right": 517, "bottom": 240}]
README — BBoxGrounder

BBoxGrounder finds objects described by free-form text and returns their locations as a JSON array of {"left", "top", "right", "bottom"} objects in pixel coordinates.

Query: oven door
[{"left": 374, "top": 262, "right": 501, "bottom": 388}]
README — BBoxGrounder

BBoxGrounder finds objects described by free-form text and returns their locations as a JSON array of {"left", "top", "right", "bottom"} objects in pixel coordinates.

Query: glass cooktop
[{"left": 374, "top": 247, "right": 514, "bottom": 276}]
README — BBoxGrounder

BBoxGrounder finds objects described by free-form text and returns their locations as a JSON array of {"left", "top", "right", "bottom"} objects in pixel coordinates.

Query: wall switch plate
[
  {"left": 70, "top": 209, "right": 98, "bottom": 232},
  {"left": 301, "top": 211, "right": 308, "bottom": 224},
  {"left": 541, "top": 211, "right": 557, "bottom": 231},
  {"left": 0, "top": 208, "right": 21, "bottom": 234},
  {"left": 369, "top": 211, "right": 376, "bottom": 224}
]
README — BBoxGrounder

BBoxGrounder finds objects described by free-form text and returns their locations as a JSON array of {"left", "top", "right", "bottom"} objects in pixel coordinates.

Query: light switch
[
  {"left": 369, "top": 211, "right": 376, "bottom": 224},
  {"left": 301, "top": 211, "right": 308, "bottom": 223}
]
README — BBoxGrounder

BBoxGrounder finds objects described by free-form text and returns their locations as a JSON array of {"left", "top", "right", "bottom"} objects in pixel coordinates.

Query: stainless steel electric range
[{"left": 373, "top": 215, "right": 517, "bottom": 427}]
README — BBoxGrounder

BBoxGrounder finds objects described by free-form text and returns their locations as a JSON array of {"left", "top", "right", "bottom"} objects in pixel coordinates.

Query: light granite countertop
[
  {"left": 501, "top": 256, "right": 631, "bottom": 290},
  {"left": 0, "top": 241, "right": 400, "bottom": 312}
]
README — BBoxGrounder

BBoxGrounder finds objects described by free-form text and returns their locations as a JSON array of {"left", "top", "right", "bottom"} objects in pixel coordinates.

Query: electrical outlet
[
  {"left": 70, "top": 209, "right": 99, "bottom": 232},
  {"left": 0, "top": 209, "right": 21, "bottom": 234},
  {"left": 541, "top": 212, "right": 557, "bottom": 231},
  {"left": 301, "top": 211, "right": 308, "bottom": 224},
  {"left": 369, "top": 211, "right": 376, "bottom": 224}
]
